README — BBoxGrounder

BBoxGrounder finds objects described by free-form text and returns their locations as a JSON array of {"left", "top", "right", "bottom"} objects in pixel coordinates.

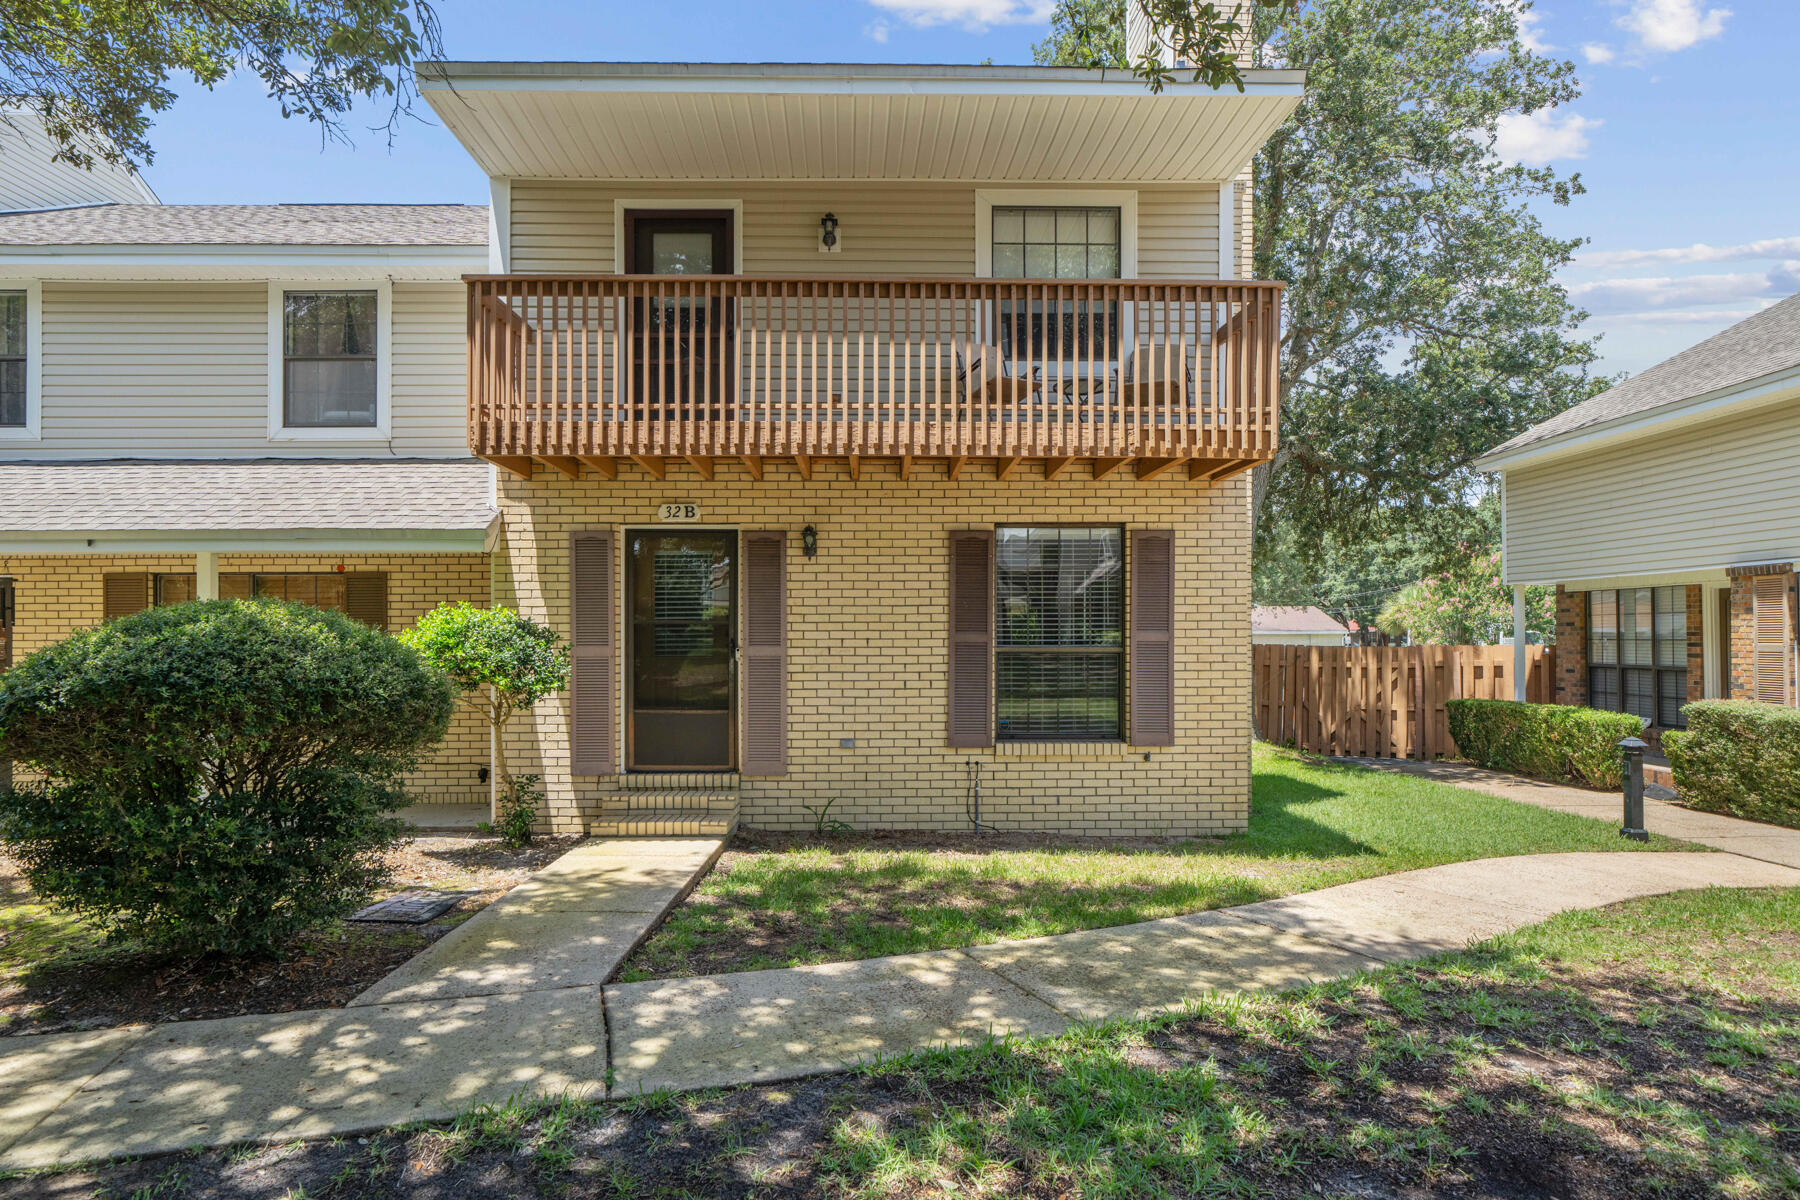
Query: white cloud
[
  {"left": 1570, "top": 267, "right": 1792, "bottom": 315},
  {"left": 1508, "top": 1, "right": 1552, "bottom": 51},
  {"left": 1580, "top": 236, "right": 1800, "bottom": 269},
  {"left": 1616, "top": 0, "right": 1730, "bottom": 54},
  {"left": 1581, "top": 42, "right": 1616, "bottom": 63},
  {"left": 1595, "top": 308, "right": 1765, "bottom": 324},
  {"left": 864, "top": 18, "right": 892, "bottom": 42},
  {"left": 1491, "top": 110, "right": 1601, "bottom": 165},
  {"left": 864, "top": 0, "right": 1054, "bottom": 31}
]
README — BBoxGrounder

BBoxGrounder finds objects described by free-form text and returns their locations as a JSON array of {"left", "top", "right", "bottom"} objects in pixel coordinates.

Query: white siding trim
[
  {"left": 1217, "top": 182, "right": 1235, "bottom": 280},
  {"left": 974, "top": 188, "right": 1139, "bottom": 278},
  {"left": 489, "top": 178, "right": 512, "bottom": 273},
  {"left": 1703, "top": 584, "right": 1726, "bottom": 699},
  {"left": 610, "top": 198, "right": 746, "bottom": 273},
  {"left": 0, "top": 278, "right": 42, "bottom": 441},
  {"left": 265, "top": 279, "right": 393, "bottom": 443}
]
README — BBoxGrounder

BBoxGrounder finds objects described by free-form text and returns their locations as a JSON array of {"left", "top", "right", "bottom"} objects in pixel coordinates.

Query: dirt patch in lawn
[{"left": 0, "top": 835, "right": 581, "bottom": 1037}]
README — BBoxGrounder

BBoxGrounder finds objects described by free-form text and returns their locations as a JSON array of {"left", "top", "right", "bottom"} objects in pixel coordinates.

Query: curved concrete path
[{"left": 2, "top": 843, "right": 1794, "bottom": 1171}]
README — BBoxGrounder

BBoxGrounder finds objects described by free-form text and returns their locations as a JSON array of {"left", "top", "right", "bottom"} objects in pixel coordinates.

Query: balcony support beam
[
  {"left": 947, "top": 455, "right": 969, "bottom": 481},
  {"left": 1191, "top": 457, "right": 1257, "bottom": 482},
  {"left": 740, "top": 455, "right": 764, "bottom": 481},
  {"left": 1135, "top": 457, "right": 1184, "bottom": 481},
  {"left": 792, "top": 454, "right": 813, "bottom": 481},
  {"left": 541, "top": 456, "right": 583, "bottom": 481},
  {"left": 686, "top": 456, "right": 716, "bottom": 481},
  {"left": 1044, "top": 456, "right": 1076, "bottom": 481},
  {"left": 898, "top": 454, "right": 914, "bottom": 481},
  {"left": 577, "top": 456, "right": 618, "bottom": 480},
  {"left": 484, "top": 455, "right": 534, "bottom": 481},
  {"left": 630, "top": 455, "right": 668, "bottom": 481},
  {"left": 1092, "top": 457, "right": 1131, "bottom": 481},
  {"left": 995, "top": 456, "right": 1023, "bottom": 481},
  {"left": 845, "top": 455, "right": 862, "bottom": 481}
]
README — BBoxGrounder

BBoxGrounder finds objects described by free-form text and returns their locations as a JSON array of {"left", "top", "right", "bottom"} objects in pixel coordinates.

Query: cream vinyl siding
[
  {"left": 1502, "top": 397, "right": 1800, "bottom": 583},
  {"left": 510, "top": 181, "right": 1226, "bottom": 277},
  {"left": 0, "top": 112, "right": 157, "bottom": 211},
  {"left": 29, "top": 280, "right": 467, "bottom": 459}
]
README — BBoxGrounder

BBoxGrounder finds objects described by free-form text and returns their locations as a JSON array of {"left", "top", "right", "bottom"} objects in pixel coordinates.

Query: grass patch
[
  {"left": 620, "top": 744, "right": 1687, "bottom": 979},
  {"left": 26, "top": 887, "right": 1798, "bottom": 1200}
]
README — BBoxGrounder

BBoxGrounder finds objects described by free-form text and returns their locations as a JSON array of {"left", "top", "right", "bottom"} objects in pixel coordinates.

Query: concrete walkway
[
  {"left": 1339, "top": 757, "right": 1800, "bottom": 870},
  {"left": 0, "top": 836, "right": 724, "bottom": 1172},
  {"left": 5, "top": 842, "right": 1793, "bottom": 1172}
]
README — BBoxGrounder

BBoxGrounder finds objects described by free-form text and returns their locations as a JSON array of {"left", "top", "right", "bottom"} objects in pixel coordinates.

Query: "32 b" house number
[{"left": 656, "top": 503, "right": 700, "bottom": 522}]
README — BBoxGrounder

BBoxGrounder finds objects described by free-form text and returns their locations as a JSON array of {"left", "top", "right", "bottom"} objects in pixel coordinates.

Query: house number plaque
[{"left": 656, "top": 503, "right": 701, "bottom": 523}]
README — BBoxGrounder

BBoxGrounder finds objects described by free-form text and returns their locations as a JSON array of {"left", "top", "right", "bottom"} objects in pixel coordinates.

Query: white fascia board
[
  {"left": 1478, "top": 365, "right": 1800, "bottom": 474},
  {"left": 421, "top": 62, "right": 1307, "bottom": 99},
  {"left": 1511, "top": 567, "right": 1735, "bottom": 591},
  {"left": 0, "top": 528, "right": 492, "bottom": 555},
  {"left": 0, "top": 243, "right": 486, "bottom": 282}
]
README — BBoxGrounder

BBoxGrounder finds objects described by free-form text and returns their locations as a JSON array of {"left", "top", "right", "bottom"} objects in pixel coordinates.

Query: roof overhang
[
  {"left": 0, "top": 527, "right": 494, "bottom": 555},
  {"left": 420, "top": 61, "right": 1305, "bottom": 182},
  {"left": 1477, "top": 363, "right": 1800, "bottom": 475},
  {"left": 0, "top": 243, "right": 486, "bottom": 282}
]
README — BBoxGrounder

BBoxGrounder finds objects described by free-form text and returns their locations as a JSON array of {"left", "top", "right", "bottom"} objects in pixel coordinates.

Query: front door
[
  {"left": 624, "top": 211, "right": 735, "bottom": 420},
  {"left": 627, "top": 530, "right": 737, "bottom": 769}
]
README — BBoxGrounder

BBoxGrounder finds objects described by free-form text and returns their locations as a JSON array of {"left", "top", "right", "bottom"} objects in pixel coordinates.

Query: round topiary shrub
[{"left": 0, "top": 599, "right": 455, "bottom": 957}]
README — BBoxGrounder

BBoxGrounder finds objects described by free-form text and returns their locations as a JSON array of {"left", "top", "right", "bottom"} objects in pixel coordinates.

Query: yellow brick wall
[
  {"left": 493, "top": 459, "right": 1253, "bottom": 837},
  {"left": 0, "top": 551, "right": 492, "bottom": 806}
]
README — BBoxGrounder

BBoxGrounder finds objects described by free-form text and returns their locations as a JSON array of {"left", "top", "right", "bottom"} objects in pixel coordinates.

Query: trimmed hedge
[
  {"left": 1446, "top": 699, "right": 1644, "bottom": 789},
  {"left": 0, "top": 600, "right": 455, "bottom": 956},
  {"left": 1664, "top": 702, "right": 1800, "bottom": 829}
]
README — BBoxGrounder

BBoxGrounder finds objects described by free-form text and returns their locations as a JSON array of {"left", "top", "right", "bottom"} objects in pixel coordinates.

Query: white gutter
[
  {"left": 1477, "top": 363, "right": 1800, "bottom": 474},
  {"left": 0, "top": 527, "right": 494, "bottom": 555},
  {"left": 0, "top": 243, "right": 486, "bottom": 282}
]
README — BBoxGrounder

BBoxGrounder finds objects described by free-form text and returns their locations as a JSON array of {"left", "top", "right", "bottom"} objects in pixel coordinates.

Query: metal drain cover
[{"left": 349, "top": 889, "right": 475, "bottom": 924}]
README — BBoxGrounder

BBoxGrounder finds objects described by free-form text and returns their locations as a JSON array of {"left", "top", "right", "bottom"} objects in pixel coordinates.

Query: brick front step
[
  {"left": 1645, "top": 762, "right": 1673, "bottom": 789},
  {"left": 590, "top": 802, "right": 739, "bottom": 838},
  {"left": 618, "top": 771, "right": 741, "bottom": 793},
  {"left": 623, "top": 789, "right": 736, "bottom": 812}
]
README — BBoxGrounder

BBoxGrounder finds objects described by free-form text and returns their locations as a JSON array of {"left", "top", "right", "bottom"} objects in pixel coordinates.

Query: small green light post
[{"left": 1618, "top": 736, "right": 1649, "bottom": 842}]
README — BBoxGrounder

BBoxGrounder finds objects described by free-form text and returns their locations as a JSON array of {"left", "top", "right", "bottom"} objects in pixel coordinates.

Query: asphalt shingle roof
[
  {"left": 1, "top": 459, "right": 495, "bottom": 533},
  {"left": 1489, "top": 292, "right": 1800, "bottom": 458},
  {"left": 0, "top": 203, "right": 488, "bottom": 246},
  {"left": 1251, "top": 605, "right": 1349, "bottom": 634}
]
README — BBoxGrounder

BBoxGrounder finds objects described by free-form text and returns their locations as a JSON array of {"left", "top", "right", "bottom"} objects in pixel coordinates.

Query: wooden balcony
[{"left": 468, "top": 275, "right": 1282, "bottom": 483}]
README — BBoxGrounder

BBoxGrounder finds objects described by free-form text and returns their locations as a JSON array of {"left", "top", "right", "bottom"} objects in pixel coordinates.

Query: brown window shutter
[
  {"left": 947, "top": 529, "right": 994, "bottom": 748},
  {"left": 1130, "top": 529, "right": 1176, "bottom": 746},
  {"left": 102, "top": 573, "right": 150, "bottom": 621},
  {"left": 741, "top": 531, "right": 788, "bottom": 776},
  {"left": 1751, "top": 573, "right": 1794, "bottom": 705},
  {"left": 344, "top": 573, "right": 389, "bottom": 630},
  {"left": 570, "top": 530, "right": 616, "bottom": 776}
]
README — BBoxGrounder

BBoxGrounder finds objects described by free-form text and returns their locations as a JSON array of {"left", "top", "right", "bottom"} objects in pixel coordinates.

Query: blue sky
[{"left": 135, "top": 0, "right": 1799, "bottom": 379}]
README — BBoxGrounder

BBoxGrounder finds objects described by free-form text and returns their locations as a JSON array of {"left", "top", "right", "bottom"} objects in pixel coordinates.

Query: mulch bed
[{"left": 0, "top": 835, "right": 581, "bottom": 1037}]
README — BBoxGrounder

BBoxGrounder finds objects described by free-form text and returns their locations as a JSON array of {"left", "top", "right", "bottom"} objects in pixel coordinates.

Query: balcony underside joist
[{"left": 481, "top": 453, "right": 1265, "bottom": 485}]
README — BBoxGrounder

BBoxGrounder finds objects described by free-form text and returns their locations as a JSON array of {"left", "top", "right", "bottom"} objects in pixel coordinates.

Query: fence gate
[{"left": 1252, "top": 644, "right": 1556, "bottom": 759}]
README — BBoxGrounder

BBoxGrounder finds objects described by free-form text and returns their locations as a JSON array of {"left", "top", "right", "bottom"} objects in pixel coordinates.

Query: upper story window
[
  {"left": 996, "top": 526, "right": 1125, "bottom": 742},
  {"left": 0, "top": 290, "right": 25, "bottom": 428},
  {"left": 990, "top": 207, "right": 1122, "bottom": 280},
  {"left": 282, "top": 291, "right": 378, "bottom": 428},
  {"left": 1588, "top": 586, "right": 1688, "bottom": 728}
]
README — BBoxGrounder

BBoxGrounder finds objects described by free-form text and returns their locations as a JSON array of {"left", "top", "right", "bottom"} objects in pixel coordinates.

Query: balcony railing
[{"left": 467, "top": 275, "right": 1282, "bottom": 479}]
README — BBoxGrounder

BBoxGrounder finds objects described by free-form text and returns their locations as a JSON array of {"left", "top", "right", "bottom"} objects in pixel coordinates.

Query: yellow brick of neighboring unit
[
  {"left": 492, "top": 459, "right": 1252, "bottom": 838},
  {"left": 0, "top": 551, "right": 492, "bottom": 806}
]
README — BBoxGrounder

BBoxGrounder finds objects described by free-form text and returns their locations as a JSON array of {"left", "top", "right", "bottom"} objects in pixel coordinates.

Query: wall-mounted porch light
[
  {"left": 802, "top": 524, "right": 819, "bottom": 557},
  {"left": 819, "top": 213, "right": 839, "bottom": 252}
]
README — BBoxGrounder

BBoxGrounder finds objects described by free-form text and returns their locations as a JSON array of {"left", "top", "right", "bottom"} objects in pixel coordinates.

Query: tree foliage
[
  {"left": 1038, "top": 0, "right": 1609, "bottom": 593},
  {"left": 0, "top": 600, "right": 454, "bottom": 955},
  {"left": 0, "top": 0, "right": 444, "bottom": 170},
  {"left": 400, "top": 603, "right": 569, "bottom": 842},
  {"left": 1376, "top": 547, "right": 1553, "bottom": 646}
]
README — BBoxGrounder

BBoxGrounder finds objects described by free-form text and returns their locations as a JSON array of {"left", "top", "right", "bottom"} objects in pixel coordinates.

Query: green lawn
[{"left": 618, "top": 744, "right": 1687, "bottom": 981}]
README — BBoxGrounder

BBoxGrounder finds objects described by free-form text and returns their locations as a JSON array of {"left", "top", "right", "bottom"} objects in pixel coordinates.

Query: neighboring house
[
  {"left": 0, "top": 110, "right": 160, "bottom": 212},
  {"left": 1479, "top": 292, "right": 1800, "bottom": 738},
  {"left": 1251, "top": 606, "right": 1350, "bottom": 646},
  {"left": 2, "top": 34, "right": 1302, "bottom": 838},
  {"left": 0, "top": 198, "right": 497, "bottom": 811}
]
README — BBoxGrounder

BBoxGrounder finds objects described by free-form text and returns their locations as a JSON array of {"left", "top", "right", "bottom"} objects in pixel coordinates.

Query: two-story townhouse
[
  {"left": 420, "top": 57, "right": 1301, "bottom": 837},
  {"left": 0, "top": 201, "right": 498, "bottom": 819}
]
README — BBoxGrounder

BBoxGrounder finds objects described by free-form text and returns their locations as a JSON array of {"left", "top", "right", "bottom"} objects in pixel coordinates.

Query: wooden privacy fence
[{"left": 1253, "top": 644, "right": 1557, "bottom": 760}]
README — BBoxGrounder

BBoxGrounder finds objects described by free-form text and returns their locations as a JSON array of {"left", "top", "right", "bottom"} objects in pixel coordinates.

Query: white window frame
[
  {"left": 611, "top": 198, "right": 746, "bottom": 274},
  {"left": 266, "top": 279, "right": 392, "bottom": 442},
  {"left": 0, "top": 279, "right": 43, "bottom": 441},
  {"left": 974, "top": 189, "right": 1138, "bottom": 279}
]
